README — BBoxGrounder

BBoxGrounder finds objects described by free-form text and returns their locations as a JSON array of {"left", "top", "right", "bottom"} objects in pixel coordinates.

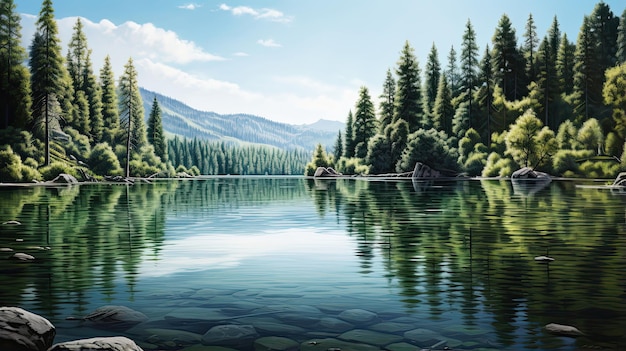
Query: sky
[{"left": 15, "top": 0, "right": 626, "bottom": 125}]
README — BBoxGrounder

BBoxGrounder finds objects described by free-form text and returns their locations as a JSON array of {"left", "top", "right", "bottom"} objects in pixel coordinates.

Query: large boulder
[
  {"left": 412, "top": 162, "right": 441, "bottom": 179},
  {"left": 47, "top": 336, "right": 144, "bottom": 351},
  {"left": 0, "top": 306, "right": 56, "bottom": 351},
  {"left": 544, "top": 323, "right": 585, "bottom": 337},
  {"left": 50, "top": 174, "right": 78, "bottom": 184},
  {"left": 511, "top": 167, "right": 551, "bottom": 180},
  {"left": 313, "top": 167, "right": 341, "bottom": 178}
]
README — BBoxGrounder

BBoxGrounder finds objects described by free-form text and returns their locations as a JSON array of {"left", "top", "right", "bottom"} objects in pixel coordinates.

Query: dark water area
[{"left": 0, "top": 177, "right": 625, "bottom": 350}]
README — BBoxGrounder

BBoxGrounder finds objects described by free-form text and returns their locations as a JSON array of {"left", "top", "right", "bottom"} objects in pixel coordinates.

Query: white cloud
[
  {"left": 257, "top": 39, "right": 281, "bottom": 47},
  {"left": 178, "top": 3, "right": 201, "bottom": 10},
  {"left": 233, "top": 52, "right": 249, "bottom": 57},
  {"left": 219, "top": 3, "right": 293, "bottom": 23}
]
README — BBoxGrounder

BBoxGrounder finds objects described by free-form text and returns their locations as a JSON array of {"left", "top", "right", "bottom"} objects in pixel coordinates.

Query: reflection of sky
[{"left": 139, "top": 227, "right": 355, "bottom": 277}]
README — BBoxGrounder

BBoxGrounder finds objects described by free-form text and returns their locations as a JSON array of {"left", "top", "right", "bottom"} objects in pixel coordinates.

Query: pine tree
[
  {"left": 446, "top": 45, "right": 461, "bottom": 97},
  {"left": 394, "top": 40, "right": 423, "bottom": 132},
  {"left": 147, "top": 96, "right": 166, "bottom": 162},
  {"left": 333, "top": 130, "right": 343, "bottom": 161},
  {"left": 118, "top": 57, "right": 146, "bottom": 177},
  {"left": 100, "top": 55, "right": 118, "bottom": 144},
  {"left": 492, "top": 14, "right": 523, "bottom": 101},
  {"left": 29, "top": 0, "right": 70, "bottom": 165},
  {"left": 84, "top": 51, "right": 103, "bottom": 142},
  {"left": 432, "top": 74, "right": 454, "bottom": 135},
  {"left": 618, "top": 8, "right": 626, "bottom": 64},
  {"left": 378, "top": 68, "right": 395, "bottom": 132},
  {"left": 475, "top": 45, "right": 494, "bottom": 143},
  {"left": 523, "top": 13, "right": 539, "bottom": 84},
  {"left": 460, "top": 19, "right": 479, "bottom": 129},
  {"left": 589, "top": 2, "right": 619, "bottom": 72},
  {"left": 572, "top": 16, "right": 602, "bottom": 123},
  {"left": 557, "top": 33, "right": 575, "bottom": 96},
  {"left": 343, "top": 110, "right": 355, "bottom": 158},
  {"left": 423, "top": 43, "right": 441, "bottom": 115},
  {"left": 0, "top": 0, "right": 31, "bottom": 129},
  {"left": 353, "top": 86, "right": 377, "bottom": 158}
]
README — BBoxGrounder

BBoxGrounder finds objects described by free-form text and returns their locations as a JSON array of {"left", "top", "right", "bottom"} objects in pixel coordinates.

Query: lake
[{"left": 0, "top": 177, "right": 625, "bottom": 351}]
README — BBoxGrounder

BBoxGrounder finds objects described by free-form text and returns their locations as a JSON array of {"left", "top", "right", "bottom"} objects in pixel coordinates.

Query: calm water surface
[{"left": 0, "top": 177, "right": 625, "bottom": 351}]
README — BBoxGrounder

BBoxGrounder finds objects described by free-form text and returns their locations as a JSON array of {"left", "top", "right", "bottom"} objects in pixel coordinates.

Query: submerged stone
[
  {"left": 300, "top": 338, "right": 379, "bottom": 351},
  {"left": 337, "top": 309, "right": 378, "bottom": 325},
  {"left": 403, "top": 328, "right": 441, "bottom": 343},
  {"left": 314, "top": 317, "right": 354, "bottom": 333},
  {"left": 338, "top": 329, "right": 403, "bottom": 347},
  {"left": 82, "top": 305, "right": 149, "bottom": 330},
  {"left": 369, "top": 322, "right": 415, "bottom": 333},
  {"left": 254, "top": 336, "right": 299, "bottom": 351},
  {"left": 385, "top": 342, "right": 422, "bottom": 351},
  {"left": 201, "top": 324, "right": 258, "bottom": 346}
]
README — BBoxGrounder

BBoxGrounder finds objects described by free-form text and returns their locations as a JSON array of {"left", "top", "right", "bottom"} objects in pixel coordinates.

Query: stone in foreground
[
  {"left": 48, "top": 336, "right": 144, "bottom": 350},
  {"left": 201, "top": 324, "right": 258, "bottom": 346},
  {"left": 82, "top": 305, "right": 149, "bottom": 330},
  {"left": 544, "top": 323, "right": 585, "bottom": 337},
  {"left": 0, "top": 306, "right": 55, "bottom": 351}
]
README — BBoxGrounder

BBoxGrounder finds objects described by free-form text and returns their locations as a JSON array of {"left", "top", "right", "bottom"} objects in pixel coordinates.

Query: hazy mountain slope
[{"left": 140, "top": 88, "right": 342, "bottom": 150}]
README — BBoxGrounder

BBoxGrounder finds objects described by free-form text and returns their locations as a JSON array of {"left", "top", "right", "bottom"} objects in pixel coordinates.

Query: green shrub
[
  {"left": 0, "top": 146, "right": 23, "bottom": 182},
  {"left": 88, "top": 143, "right": 122, "bottom": 176},
  {"left": 39, "top": 161, "right": 77, "bottom": 181},
  {"left": 20, "top": 165, "right": 42, "bottom": 182}
]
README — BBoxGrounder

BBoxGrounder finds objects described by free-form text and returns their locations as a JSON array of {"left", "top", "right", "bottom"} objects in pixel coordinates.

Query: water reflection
[{"left": 0, "top": 178, "right": 624, "bottom": 350}]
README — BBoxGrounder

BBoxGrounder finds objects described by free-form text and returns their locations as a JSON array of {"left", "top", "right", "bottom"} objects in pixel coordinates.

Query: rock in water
[
  {"left": 48, "top": 336, "right": 144, "bottom": 350},
  {"left": 545, "top": 323, "right": 585, "bottom": 337},
  {"left": 202, "top": 324, "right": 258, "bottom": 346},
  {"left": 2, "top": 220, "right": 21, "bottom": 225},
  {"left": 50, "top": 173, "right": 79, "bottom": 184},
  {"left": 0, "top": 306, "right": 56, "bottom": 351},
  {"left": 9, "top": 253, "right": 35, "bottom": 261},
  {"left": 82, "top": 306, "right": 148, "bottom": 330}
]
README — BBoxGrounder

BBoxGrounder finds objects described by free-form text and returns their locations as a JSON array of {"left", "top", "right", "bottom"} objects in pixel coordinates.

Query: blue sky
[{"left": 15, "top": 0, "right": 626, "bottom": 125}]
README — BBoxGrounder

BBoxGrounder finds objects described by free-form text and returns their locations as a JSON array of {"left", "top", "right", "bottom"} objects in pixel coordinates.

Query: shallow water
[{"left": 0, "top": 177, "right": 625, "bottom": 350}]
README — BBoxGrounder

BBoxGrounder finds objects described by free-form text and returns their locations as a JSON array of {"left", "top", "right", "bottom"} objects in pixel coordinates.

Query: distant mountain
[{"left": 140, "top": 88, "right": 343, "bottom": 151}]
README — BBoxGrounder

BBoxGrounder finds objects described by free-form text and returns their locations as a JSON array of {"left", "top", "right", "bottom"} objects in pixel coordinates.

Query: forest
[
  {"left": 1, "top": 0, "right": 626, "bottom": 181},
  {"left": 308, "top": 2, "right": 626, "bottom": 179},
  {"left": 0, "top": 0, "right": 309, "bottom": 182}
]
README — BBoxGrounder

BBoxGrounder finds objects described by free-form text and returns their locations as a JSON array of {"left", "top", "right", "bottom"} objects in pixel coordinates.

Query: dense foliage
[{"left": 326, "top": 3, "right": 626, "bottom": 178}]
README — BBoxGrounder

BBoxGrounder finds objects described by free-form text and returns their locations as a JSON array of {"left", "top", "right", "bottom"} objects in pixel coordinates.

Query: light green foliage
[
  {"left": 556, "top": 120, "right": 579, "bottom": 150},
  {"left": 458, "top": 128, "right": 488, "bottom": 175},
  {"left": 0, "top": 146, "right": 23, "bottom": 181},
  {"left": 64, "top": 127, "right": 91, "bottom": 161},
  {"left": 39, "top": 161, "right": 77, "bottom": 181},
  {"left": 603, "top": 63, "right": 626, "bottom": 153},
  {"left": 336, "top": 157, "right": 369, "bottom": 175},
  {"left": 100, "top": 55, "right": 119, "bottom": 144},
  {"left": 481, "top": 152, "right": 516, "bottom": 177},
  {"left": 88, "top": 142, "right": 122, "bottom": 176},
  {"left": 305, "top": 143, "right": 332, "bottom": 176},
  {"left": 432, "top": 74, "right": 454, "bottom": 135},
  {"left": 577, "top": 118, "right": 604, "bottom": 154},
  {"left": 397, "top": 128, "right": 459, "bottom": 173},
  {"left": 505, "top": 110, "right": 557, "bottom": 169},
  {"left": 551, "top": 149, "right": 592, "bottom": 176}
]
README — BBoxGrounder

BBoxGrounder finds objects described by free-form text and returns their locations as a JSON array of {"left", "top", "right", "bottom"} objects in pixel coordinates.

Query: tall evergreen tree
[
  {"left": 83, "top": 51, "right": 103, "bottom": 142},
  {"left": 557, "top": 33, "right": 575, "bottom": 96},
  {"left": 147, "top": 96, "right": 166, "bottom": 162},
  {"left": 423, "top": 43, "right": 441, "bottom": 116},
  {"left": 446, "top": 45, "right": 461, "bottom": 97},
  {"left": 523, "top": 13, "right": 539, "bottom": 84},
  {"left": 548, "top": 16, "right": 561, "bottom": 70},
  {"left": 572, "top": 16, "right": 602, "bottom": 123},
  {"left": 432, "top": 74, "right": 454, "bottom": 136},
  {"left": 460, "top": 19, "right": 479, "bottom": 129},
  {"left": 29, "top": 0, "right": 70, "bottom": 166},
  {"left": 475, "top": 45, "right": 494, "bottom": 143},
  {"left": 0, "top": 0, "right": 31, "bottom": 129},
  {"left": 118, "top": 57, "right": 146, "bottom": 177},
  {"left": 618, "top": 8, "right": 626, "bottom": 64},
  {"left": 343, "top": 110, "right": 355, "bottom": 158},
  {"left": 378, "top": 68, "right": 395, "bottom": 132},
  {"left": 535, "top": 36, "right": 560, "bottom": 127},
  {"left": 99, "top": 55, "right": 118, "bottom": 144},
  {"left": 333, "top": 130, "right": 343, "bottom": 161},
  {"left": 353, "top": 86, "right": 377, "bottom": 158},
  {"left": 393, "top": 40, "right": 423, "bottom": 132},
  {"left": 589, "top": 2, "right": 619, "bottom": 72},
  {"left": 492, "top": 14, "right": 523, "bottom": 101}
]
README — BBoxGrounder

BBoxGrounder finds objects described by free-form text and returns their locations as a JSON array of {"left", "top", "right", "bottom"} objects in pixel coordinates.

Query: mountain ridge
[{"left": 140, "top": 88, "right": 343, "bottom": 151}]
